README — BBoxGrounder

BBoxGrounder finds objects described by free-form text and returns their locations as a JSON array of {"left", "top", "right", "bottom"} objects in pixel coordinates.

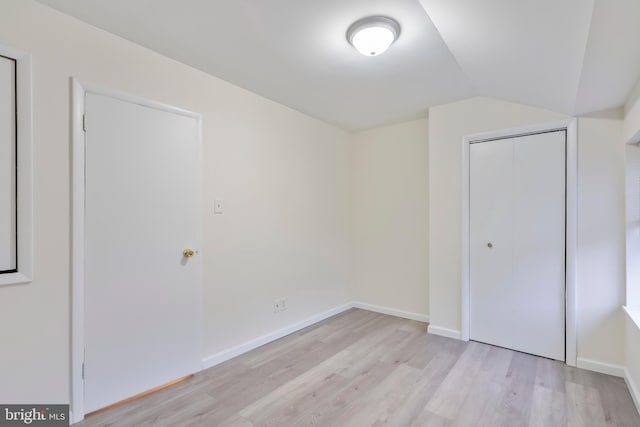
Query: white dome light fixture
[{"left": 347, "top": 16, "right": 401, "bottom": 57}]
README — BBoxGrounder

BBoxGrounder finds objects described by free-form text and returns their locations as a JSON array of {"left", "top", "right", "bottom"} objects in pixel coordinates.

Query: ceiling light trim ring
[{"left": 347, "top": 16, "right": 401, "bottom": 57}]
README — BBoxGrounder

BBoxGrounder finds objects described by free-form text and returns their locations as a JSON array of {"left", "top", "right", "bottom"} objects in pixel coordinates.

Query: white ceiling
[{"left": 36, "top": 0, "right": 640, "bottom": 130}]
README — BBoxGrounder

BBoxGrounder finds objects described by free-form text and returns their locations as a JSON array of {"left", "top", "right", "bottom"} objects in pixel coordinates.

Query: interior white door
[
  {"left": 469, "top": 130, "right": 565, "bottom": 361},
  {"left": 84, "top": 93, "right": 201, "bottom": 413}
]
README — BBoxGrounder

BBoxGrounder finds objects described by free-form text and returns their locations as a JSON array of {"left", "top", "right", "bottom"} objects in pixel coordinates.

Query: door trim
[
  {"left": 70, "top": 78, "right": 203, "bottom": 424},
  {"left": 460, "top": 119, "right": 577, "bottom": 366}
]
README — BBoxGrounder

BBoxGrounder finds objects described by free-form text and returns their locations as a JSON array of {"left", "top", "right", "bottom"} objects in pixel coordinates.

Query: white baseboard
[
  {"left": 352, "top": 302, "right": 429, "bottom": 323},
  {"left": 576, "top": 357, "right": 626, "bottom": 378},
  {"left": 202, "top": 303, "right": 353, "bottom": 369},
  {"left": 427, "top": 324, "right": 462, "bottom": 340},
  {"left": 624, "top": 368, "right": 640, "bottom": 416}
]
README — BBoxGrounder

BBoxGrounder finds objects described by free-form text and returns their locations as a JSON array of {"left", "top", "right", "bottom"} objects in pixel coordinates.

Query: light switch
[{"left": 214, "top": 198, "right": 224, "bottom": 214}]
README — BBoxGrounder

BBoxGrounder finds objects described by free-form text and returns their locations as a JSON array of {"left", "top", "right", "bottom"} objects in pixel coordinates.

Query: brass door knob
[{"left": 183, "top": 248, "right": 195, "bottom": 258}]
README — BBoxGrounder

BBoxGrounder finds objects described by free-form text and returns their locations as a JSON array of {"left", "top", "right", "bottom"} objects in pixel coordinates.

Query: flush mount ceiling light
[{"left": 347, "top": 16, "right": 401, "bottom": 57}]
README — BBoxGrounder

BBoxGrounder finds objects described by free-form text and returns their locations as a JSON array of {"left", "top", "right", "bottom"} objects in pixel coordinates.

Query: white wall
[
  {"left": 624, "top": 78, "right": 640, "bottom": 412},
  {"left": 350, "top": 118, "right": 429, "bottom": 317},
  {"left": 625, "top": 144, "right": 640, "bottom": 309},
  {"left": 428, "top": 97, "right": 627, "bottom": 366},
  {"left": 577, "top": 112, "right": 626, "bottom": 365},
  {"left": 624, "top": 79, "right": 640, "bottom": 144},
  {"left": 626, "top": 77, "right": 640, "bottom": 310},
  {"left": 1, "top": 0, "right": 635, "bottom": 409},
  {"left": 626, "top": 311, "right": 640, "bottom": 413},
  {"left": 624, "top": 144, "right": 640, "bottom": 407},
  {"left": 428, "top": 97, "right": 567, "bottom": 333},
  {"left": 0, "top": 0, "right": 351, "bottom": 404}
]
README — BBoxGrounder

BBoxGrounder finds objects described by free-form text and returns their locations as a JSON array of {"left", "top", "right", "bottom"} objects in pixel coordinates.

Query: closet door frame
[{"left": 460, "top": 119, "right": 577, "bottom": 366}]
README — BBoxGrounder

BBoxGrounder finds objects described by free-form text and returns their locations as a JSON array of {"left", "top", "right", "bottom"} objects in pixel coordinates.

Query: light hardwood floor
[{"left": 78, "top": 309, "right": 640, "bottom": 426}]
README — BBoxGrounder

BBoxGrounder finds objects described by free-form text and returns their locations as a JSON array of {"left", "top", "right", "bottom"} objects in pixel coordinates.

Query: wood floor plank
[
  {"left": 480, "top": 344, "right": 514, "bottom": 380},
  {"left": 566, "top": 381, "right": 608, "bottom": 427},
  {"left": 535, "top": 355, "right": 566, "bottom": 393},
  {"left": 390, "top": 351, "right": 461, "bottom": 426},
  {"left": 239, "top": 350, "right": 354, "bottom": 418},
  {"left": 410, "top": 410, "right": 451, "bottom": 427},
  {"left": 450, "top": 370, "right": 504, "bottom": 426},
  {"left": 283, "top": 320, "right": 417, "bottom": 425},
  {"left": 289, "top": 360, "right": 400, "bottom": 426},
  {"left": 425, "top": 340, "right": 490, "bottom": 419},
  {"left": 496, "top": 351, "right": 538, "bottom": 426},
  {"left": 78, "top": 309, "right": 640, "bottom": 427},
  {"left": 528, "top": 385, "right": 567, "bottom": 427},
  {"left": 405, "top": 333, "right": 466, "bottom": 371},
  {"left": 595, "top": 374, "right": 639, "bottom": 427},
  {"left": 238, "top": 314, "right": 409, "bottom": 426},
  {"left": 323, "top": 364, "right": 422, "bottom": 427},
  {"left": 240, "top": 324, "right": 332, "bottom": 368},
  {"left": 448, "top": 344, "right": 515, "bottom": 426}
]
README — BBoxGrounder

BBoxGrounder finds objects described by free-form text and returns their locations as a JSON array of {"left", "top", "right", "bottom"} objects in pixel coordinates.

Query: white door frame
[
  {"left": 70, "top": 78, "right": 203, "bottom": 424},
  {"left": 461, "top": 119, "right": 577, "bottom": 367}
]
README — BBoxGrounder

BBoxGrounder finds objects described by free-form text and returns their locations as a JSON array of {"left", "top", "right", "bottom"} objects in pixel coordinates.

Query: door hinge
[
  {"left": 82, "top": 362, "right": 85, "bottom": 380},
  {"left": 82, "top": 114, "right": 87, "bottom": 132}
]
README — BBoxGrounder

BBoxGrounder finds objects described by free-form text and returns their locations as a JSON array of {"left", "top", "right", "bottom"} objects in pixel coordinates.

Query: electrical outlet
[
  {"left": 214, "top": 198, "right": 224, "bottom": 214},
  {"left": 273, "top": 298, "right": 287, "bottom": 313}
]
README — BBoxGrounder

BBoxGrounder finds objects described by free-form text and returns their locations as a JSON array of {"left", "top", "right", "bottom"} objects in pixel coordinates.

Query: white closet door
[
  {"left": 470, "top": 131, "right": 565, "bottom": 361},
  {"left": 84, "top": 93, "right": 202, "bottom": 413}
]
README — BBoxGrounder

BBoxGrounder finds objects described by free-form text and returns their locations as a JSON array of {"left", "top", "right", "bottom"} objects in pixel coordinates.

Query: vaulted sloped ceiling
[
  {"left": 35, "top": 0, "right": 640, "bottom": 130},
  {"left": 420, "top": 0, "right": 640, "bottom": 117},
  {"left": 419, "top": 0, "right": 595, "bottom": 115},
  {"left": 572, "top": 0, "right": 640, "bottom": 115}
]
